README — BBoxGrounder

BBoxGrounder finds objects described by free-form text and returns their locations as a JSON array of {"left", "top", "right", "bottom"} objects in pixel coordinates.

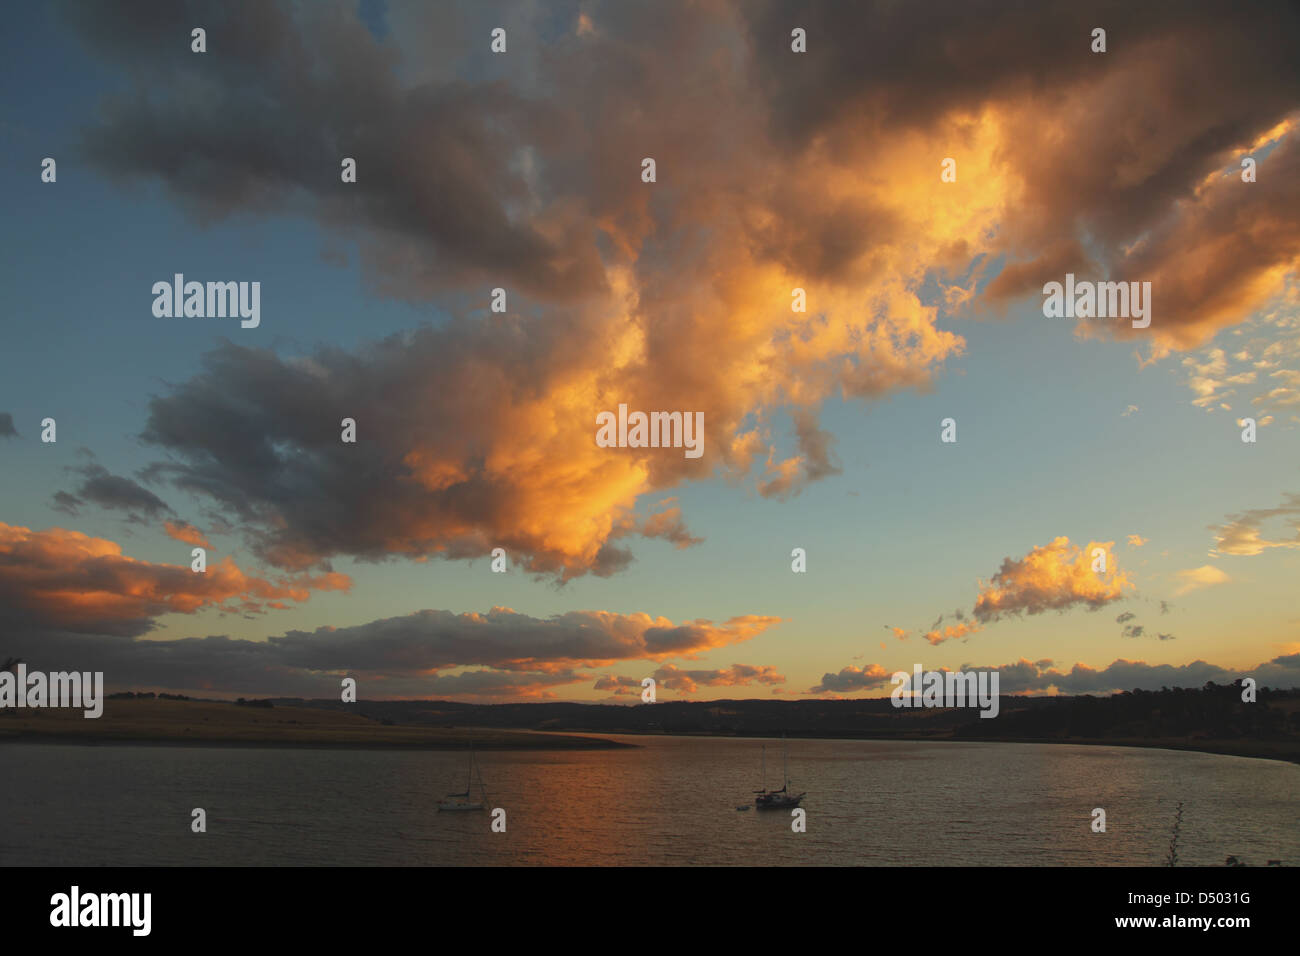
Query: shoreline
[
  {"left": 4, "top": 725, "right": 1292, "bottom": 763},
  {"left": 581, "top": 729, "right": 1300, "bottom": 765},
  {"left": 0, "top": 698, "right": 633, "bottom": 751},
  {"left": 0, "top": 731, "right": 634, "bottom": 751}
]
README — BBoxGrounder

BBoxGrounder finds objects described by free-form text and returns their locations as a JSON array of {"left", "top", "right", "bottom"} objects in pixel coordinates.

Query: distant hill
[
  {"left": 0, "top": 697, "right": 630, "bottom": 750},
  {"left": 272, "top": 681, "right": 1300, "bottom": 763}
]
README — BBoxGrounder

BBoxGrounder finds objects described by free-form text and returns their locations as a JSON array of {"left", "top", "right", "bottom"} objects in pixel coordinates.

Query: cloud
[
  {"left": 744, "top": 0, "right": 1300, "bottom": 354},
  {"left": 592, "top": 674, "right": 646, "bottom": 696},
  {"left": 648, "top": 662, "right": 786, "bottom": 695},
  {"left": 923, "top": 620, "right": 981, "bottom": 646},
  {"left": 0, "top": 413, "right": 16, "bottom": 439},
  {"left": 421, "top": 668, "right": 589, "bottom": 701},
  {"left": 1126, "top": 534, "right": 1147, "bottom": 548},
  {"left": 1115, "top": 611, "right": 1136, "bottom": 624},
  {"left": 995, "top": 654, "right": 1300, "bottom": 694},
  {"left": 808, "top": 663, "right": 891, "bottom": 694},
  {"left": 972, "top": 537, "right": 1133, "bottom": 623},
  {"left": 1174, "top": 564, "right": 1231, "bottom": 595},
  {"left": 0, "top": 522, "right": 350, "bottom": 638},
  {"left": 163, "top": 520, "right": 212, "bottom": 549},
  {"left": 53, "top": 463, "right": 172, "bottom": 522},
  {"left": 594, "top": 662, "right": 786, "bottom": 696},
  {"left": 50, "top": 491, "right": 82, "bottom": 517},
  {"left": 1211, "top": 492, "right": 1300, "bottom": 556},
  {"left": 811, "top": 653, "right": 1300, "bottom": 697},
  {"left": 637, "top": 504, "right": 705, "bottom": 550},
  {"left": 1105, "top": 132, "right": 1300, "bottom": 354},
  {"left": 5, "top": 599, "right": 780, "bottom": 698},
  {"left": 912, "top": 538, "right": 1134, "bottom": 645},
  {"left": 60, "top": 0, "right": 1300, "bottom": 581}
]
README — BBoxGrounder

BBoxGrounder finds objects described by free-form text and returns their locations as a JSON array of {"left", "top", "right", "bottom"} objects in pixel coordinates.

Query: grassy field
[{"left": 0, "top": 697, "right": 632, "bottom": 750}]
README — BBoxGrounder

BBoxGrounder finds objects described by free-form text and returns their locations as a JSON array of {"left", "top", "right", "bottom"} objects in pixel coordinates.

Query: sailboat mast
[
  {"left": 783, "top": 735, "right": 789, "bottom": 787},
  {"left": 761, "top": 743, "right": 767, "bottom": 792}
]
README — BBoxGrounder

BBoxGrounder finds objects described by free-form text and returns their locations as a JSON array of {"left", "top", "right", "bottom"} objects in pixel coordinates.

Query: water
[{"left": 2, "top": 736, "right": 1296, "bottom": 866}]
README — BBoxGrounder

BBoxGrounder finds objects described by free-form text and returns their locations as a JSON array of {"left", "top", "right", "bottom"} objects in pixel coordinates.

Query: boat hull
[{"left": 755, "top": 793, "right": 805, "bottom": 810}]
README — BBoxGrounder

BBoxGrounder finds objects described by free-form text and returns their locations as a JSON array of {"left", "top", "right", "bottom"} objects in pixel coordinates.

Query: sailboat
[
  {"left": 754, "top": 735, "right": 805, "bottom": 810},
  {"left": 438, "top": 744, "right": 489, "bottom": 812}
]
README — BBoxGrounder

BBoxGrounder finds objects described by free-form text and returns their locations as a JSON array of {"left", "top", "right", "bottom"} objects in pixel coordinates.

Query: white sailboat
[
  {"left": 754, "top": 735, "right": 805, "bottom": 810},
  {"left": 438, "top": 744, "right": 489, "bottom": 812}
]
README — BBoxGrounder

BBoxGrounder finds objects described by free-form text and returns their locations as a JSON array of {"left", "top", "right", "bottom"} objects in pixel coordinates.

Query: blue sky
[{"left": 2, "top": 1, "right": 1298, "bottom": 701}]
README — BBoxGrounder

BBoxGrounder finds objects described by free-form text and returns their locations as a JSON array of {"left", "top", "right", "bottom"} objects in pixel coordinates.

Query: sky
[{"left": 1, "top": 0, "right": 1299, "bottom": 703}]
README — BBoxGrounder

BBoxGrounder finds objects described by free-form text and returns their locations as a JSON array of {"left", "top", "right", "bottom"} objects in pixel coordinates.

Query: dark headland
[
  {"left": 2, "top": 682, "right": 1295, "bottom": 763},
  {"left": 276, "top": 681, "right": 1300, "bottom": 765},
  {"left": 0, "top": 697, "right": 632, "bottom": 750}
]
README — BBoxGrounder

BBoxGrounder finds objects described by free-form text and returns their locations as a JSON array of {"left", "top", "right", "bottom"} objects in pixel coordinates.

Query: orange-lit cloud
[
  {"left": 5, "top": 601, "right": 781, "bottom": 699},
  {"left": 650, "top": 662, "right": 785, "bottom": 695},
  {"left": 923, "top": 620, "right": 982, "bottom": 647},
  {"left": 912, "top": 538, "right": 1135, "bottom": 646},
  {"left": 1211, "top": 492, "right": 1300, "bottom": 556},
  {"left": 973, "top": 538, "right": 1133, "bottom": 623},
  {"left": 58, "top": 0, "right": 1300, "bottom": 582},
  {"left": 164, "top": 520, "right": 211, "bottom": 549},
  {"left": 594, "top": 662, "right": 786, "bottom": 697},
  {"left": 0, "top": 523, "right": 349, "bottom": 637}
]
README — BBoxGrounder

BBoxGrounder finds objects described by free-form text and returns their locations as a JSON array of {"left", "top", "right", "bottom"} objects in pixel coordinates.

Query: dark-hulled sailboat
[
  {"left": 438, "top": 744, "right": 489, "bottom": 812},
  {"left": 754, "top": 735, "right": 805, "bottom": 810}
]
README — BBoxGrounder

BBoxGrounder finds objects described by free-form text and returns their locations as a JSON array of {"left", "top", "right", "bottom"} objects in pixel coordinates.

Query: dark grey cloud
[
  {"left": 55, "top": 463, "right": 171, "bottom": 520},
  {"left": 4, "top": 605, "right": 777, "bottom": 698},
  {"left": 61, "top": 0, "right": 606, "bottom": 303},
  {"left": 136, "top": 328, "right": 642, "bottom": 575},
  {"left": 0, "top": 413, "right": 16, "bottom": 439},
  {"left": 978, "top": 655, "right": 1299, "bottom": 693},
  {"left": 50, "top": 491, "right": 81, "bottom": 516},
  {"left": 810, "top": 654, "right": 1300, "bottom": 697},
  {"left": 808, "top": 664, "right": 891, "bottom": 694}
]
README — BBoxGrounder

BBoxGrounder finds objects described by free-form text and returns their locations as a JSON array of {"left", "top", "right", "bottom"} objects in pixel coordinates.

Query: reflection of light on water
[{"left": 2, "top": 738, "right": 1296, "bottom": 865}]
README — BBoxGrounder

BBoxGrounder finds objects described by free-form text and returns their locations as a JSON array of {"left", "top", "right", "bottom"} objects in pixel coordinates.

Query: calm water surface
[{"left": 2, "top": 736, "right": 1296, "bottom": 865}]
